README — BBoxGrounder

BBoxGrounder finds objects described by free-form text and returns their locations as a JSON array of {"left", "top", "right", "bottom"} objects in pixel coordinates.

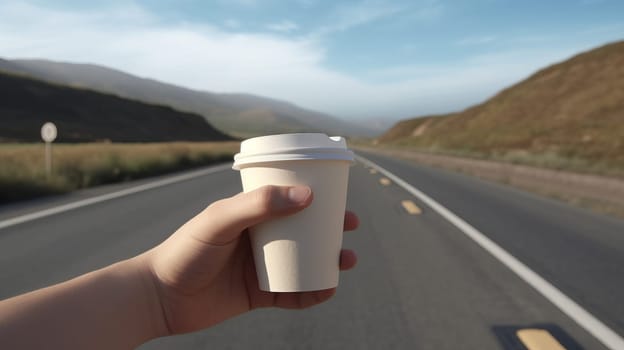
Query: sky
[{"left": 1, "top": 0, "right": 623, "bottom": 123}]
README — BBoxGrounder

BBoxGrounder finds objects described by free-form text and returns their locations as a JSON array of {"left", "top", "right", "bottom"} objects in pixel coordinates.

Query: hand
[{"left": 145, "top": 185, "right": 359, "bottom": 335}]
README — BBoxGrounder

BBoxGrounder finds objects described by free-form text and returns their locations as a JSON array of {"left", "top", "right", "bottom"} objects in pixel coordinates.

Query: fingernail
[{"left": 288, "top": 186, "right": 311, "bottom": 204}]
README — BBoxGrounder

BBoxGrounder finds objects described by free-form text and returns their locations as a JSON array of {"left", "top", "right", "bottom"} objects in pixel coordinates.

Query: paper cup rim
[
  {"left": 232, "top": 150, "right": 354, "bottom": 170},
  {"left": 232, "top": 133, "right": 354, "bottom": 170}
]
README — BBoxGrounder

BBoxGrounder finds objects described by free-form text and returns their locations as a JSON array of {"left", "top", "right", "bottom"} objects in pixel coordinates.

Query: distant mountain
[
  {"left": 0, "top": 59, "right": 375, "bottom": 137},
  {"left": 0, "top": 70, "right": 232, "bottom": 142},
  {"left": 378, "top": 41, "right": 624, "bottom": 174}
]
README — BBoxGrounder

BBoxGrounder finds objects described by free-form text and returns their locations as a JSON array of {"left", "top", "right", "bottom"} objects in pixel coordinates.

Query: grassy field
[{"left": 0, "top": 142, "right": 239, "bottom": 203}]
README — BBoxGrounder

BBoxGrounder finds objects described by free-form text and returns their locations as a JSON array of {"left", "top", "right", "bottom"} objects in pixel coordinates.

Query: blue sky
[{"left": 1, "top": 0, "right": 623, "bottom": 123}]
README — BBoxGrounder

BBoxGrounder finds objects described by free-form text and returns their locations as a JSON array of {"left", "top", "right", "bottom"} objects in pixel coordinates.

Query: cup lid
[{"left": 232, "top": 133, "right": 354, "bottom": 170}]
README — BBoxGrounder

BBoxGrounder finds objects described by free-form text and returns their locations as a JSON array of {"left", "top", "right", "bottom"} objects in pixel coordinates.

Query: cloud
[
  {"left": 223, "top": 19, "right": 242, "bottom": 29},
  {"left": 0, "top": 2, "right": 325, "bottom": 96},
  {"left": 456, "top": 35, "right": 497, "bottom": 46},
  {"left": 338, "top": 45, "right": 583, "bottom": 118},
  {"left": 267, "top": 20, "right": 299, "bottom": 33},
  {"left": 401, "top": 0, "right": 444, "bottom": 22},
  {"left": 0, "top": 1, "right": 600, "bottom": 121},
  {"left": 0, "top": 2, "right": 383, "bottom": 117},
  {"left": 312, "top": 0, "right": 405, "bottom": 37}
]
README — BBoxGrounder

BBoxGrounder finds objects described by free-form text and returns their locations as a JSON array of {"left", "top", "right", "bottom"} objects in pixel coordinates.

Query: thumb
[{"left": 191, "top": 185, "right": 313, "bottom": 245}]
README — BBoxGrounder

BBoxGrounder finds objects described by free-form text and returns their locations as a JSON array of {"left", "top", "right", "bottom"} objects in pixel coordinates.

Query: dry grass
[
  {"left": 356, "top": 145, "right": 624, "bottom": 218},
  {"left": 0, "top": 142, "right": 239, "bottom": 203},
  {"left": 376, "top": 41, "right": 624, "bottom": 178}
]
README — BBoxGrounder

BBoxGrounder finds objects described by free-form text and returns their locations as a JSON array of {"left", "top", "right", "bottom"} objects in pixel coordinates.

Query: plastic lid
[{"left": 232, "top": 133, "right": 354, "bottom": 170}]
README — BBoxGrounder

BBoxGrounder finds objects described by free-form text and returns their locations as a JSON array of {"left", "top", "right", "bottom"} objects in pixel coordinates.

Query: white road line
[
  {"left": 356, "top": 155, "right": 624, "bottom": 350},
  {"left": 0, "top": 163, "right": 233, "bottom": 230}
]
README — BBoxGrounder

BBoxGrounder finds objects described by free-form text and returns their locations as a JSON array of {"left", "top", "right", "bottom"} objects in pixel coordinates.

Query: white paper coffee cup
[{"left": 232, "top": 133, "right": 354, "bottom": 292}]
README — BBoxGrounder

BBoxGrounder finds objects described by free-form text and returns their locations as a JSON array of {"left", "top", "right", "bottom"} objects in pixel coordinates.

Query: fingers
[
  {"left": 187, "top": 185, "right": 357, "bottom": 247},
  {"left": 341, "top": 214, "right": 358, "bottom": 269},
  {"left": 273, "top": 288, "right": 337, "bottom": 310},
  {"left": 344, "top": 211, "right": 359, "bottom": 231},
  {"left": 193, "top": 185, "right": 313, "bottom": 245},
  {"left": 339, "top": 249, "right": 357, "bottom": 270},
  {"left": 263, "top": 249, "right": 356, "bottom": 310}
]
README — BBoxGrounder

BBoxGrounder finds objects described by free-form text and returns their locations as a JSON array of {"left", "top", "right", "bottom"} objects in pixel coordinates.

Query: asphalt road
[{"left": 0, "top": 153, "right": 622, "bottom": 349}]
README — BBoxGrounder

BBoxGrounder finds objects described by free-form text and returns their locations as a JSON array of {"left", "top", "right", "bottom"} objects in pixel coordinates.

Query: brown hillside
[
  {"left": 0, "top": 59, "right": 376, "bottom": 137},
  {"left": 0, "top": 71, "right": 233, "bottom": 142},
  {"left": 379, "top": 41, "right": 624, "bottom": 176}
]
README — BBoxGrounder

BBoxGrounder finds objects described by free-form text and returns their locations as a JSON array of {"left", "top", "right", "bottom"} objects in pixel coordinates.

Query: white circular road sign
[{"left": 41, "top": 122, "right": 58, "bottom": 143}]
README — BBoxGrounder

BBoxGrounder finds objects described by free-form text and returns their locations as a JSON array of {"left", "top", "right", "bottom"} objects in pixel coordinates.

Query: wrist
[{"left": 126, "top": 252, "right": 171, "bottom": 341}]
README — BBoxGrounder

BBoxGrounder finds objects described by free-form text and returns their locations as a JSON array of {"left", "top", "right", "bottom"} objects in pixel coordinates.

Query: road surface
[{"left": 1, "top": 152, "right": 622, "bottom": 349}]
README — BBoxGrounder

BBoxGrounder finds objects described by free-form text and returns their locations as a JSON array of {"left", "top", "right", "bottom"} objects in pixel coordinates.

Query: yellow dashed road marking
[
  {"left": 517, "top": 329, "right": 566, "bottom": 350},
  {"left": 401, "top": 200, "right": 422, "bottom": 215},
  {"left": 357, "top": 155, "right": 624, "bottom": 350},
  {"left": 379, "top": 177, "right": 391, "bottom": 186},
  {"left": 369, "top": 168, "right": 378, "bottom": 174}
]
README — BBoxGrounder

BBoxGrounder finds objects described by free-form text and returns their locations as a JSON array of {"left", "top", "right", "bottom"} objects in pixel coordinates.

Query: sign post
[{"left": 41, "top": 122, "right": 58, "bottom": 178}]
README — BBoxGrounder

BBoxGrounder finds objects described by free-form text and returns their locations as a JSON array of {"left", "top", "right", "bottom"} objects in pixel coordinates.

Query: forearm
[{"left": 0, "top": 253, "right": 167, "bottom": 350}]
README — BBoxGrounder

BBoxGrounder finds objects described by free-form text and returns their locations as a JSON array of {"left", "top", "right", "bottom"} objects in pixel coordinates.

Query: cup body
[
  {"left": 233, "top": 133, "right": 353, "bottom": 292},
  {"left": 240, "top": 160, "right": 350, "bottom": 291}
]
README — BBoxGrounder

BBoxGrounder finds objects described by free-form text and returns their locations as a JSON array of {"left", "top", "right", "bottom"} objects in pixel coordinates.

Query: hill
[
  {"left": 378, "top": 41, "right": 624, "bottom": 176},
  {"left": 0, "top": 59, "right": 375, "bottom": 137},
  {"left": 0, "top": 71, "right": 233, "bottom": 142}
]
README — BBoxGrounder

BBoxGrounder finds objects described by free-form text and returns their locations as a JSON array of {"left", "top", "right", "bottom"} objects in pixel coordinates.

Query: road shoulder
[{"left": 354, "top": 146, "right": 624, "bottom": 219}]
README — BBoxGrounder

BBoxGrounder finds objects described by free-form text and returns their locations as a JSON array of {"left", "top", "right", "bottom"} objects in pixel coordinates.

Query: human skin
[{"left": 0, "top": 185, "right": 358, "bottom": 349}]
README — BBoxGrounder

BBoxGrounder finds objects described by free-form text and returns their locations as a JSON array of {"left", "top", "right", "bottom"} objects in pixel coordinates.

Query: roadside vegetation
[
  {"left": 360, "top": 139, "right": 624, "bottom": 179},
  {"left": 0, "top": 142, "right": 239, "bottom": 203}
]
